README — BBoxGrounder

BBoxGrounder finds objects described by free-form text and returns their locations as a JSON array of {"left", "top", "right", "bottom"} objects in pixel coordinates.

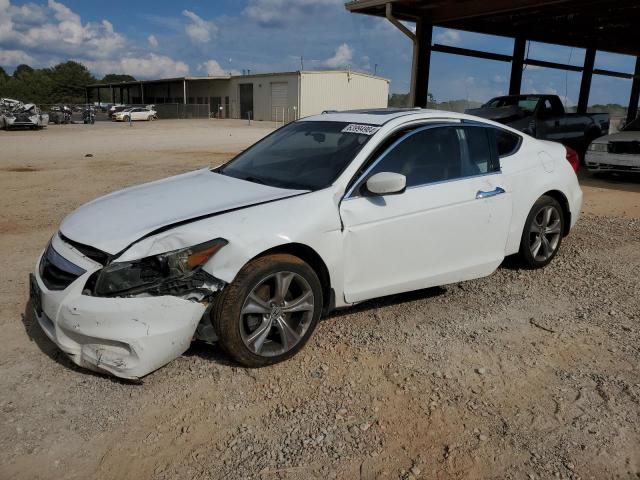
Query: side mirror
[{"left": 365, "top": 172, "right": 406, "bottom": 196}]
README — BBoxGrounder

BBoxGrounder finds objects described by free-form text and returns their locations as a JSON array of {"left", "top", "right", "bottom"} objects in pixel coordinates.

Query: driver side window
[{"left": 366, "top": 127, "right": 462, "bottom": 189}]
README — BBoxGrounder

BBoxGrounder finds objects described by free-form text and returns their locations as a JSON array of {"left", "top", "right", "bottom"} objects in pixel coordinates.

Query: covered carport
[{"left": 346, "top": 0, "right": 640, "bottom": 123}]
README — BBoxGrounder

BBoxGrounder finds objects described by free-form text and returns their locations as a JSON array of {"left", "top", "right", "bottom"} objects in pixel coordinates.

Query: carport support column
[
  {"left": 414, "top": 20, "right": 432, "bottom": 108},
  {"left": 577, "top": 47, "right": 596, "bottom": 114},
  {"left": 183, "top": 79, "right": 187, "bottom": 105},
  {"left": 141, "top": 82, "right": 145, "bottom": 104},
  {"left": 626, "top": 56, "right": 640, "bottom": 124},
  {"left": 509, "top": 37, "right": 526, "bottom": 95}
]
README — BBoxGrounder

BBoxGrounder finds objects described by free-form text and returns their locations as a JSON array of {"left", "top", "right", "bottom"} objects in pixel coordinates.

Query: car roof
[{"left": 304, "top": 108, "right": 472, "bottom": 126}]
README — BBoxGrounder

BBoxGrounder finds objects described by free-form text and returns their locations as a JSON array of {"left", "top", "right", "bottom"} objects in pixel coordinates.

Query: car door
[
  {"left": 131, "top": 108, "right": 144, "bottom": 120},
  {"left": 536, "top": 99, "right": 565, "bottom": 142},
  {"left": 339, "top": 124, "right": 512, "bottom": 303}
]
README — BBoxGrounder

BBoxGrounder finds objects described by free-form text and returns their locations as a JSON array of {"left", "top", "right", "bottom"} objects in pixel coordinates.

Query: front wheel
[
  {"left": 518, "top": 195, "right": 564, "bottom": 269},
  {"left": 212, "top": 253, "right": 323, "bottom": 367}
]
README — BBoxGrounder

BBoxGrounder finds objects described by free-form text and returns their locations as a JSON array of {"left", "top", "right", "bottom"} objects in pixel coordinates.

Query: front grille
[
  {"left": 39, "top": 243, "right": 86, "bottom": 291},
  {"left": 609, "top": 141, "right": 640, "bottom": 155},
  {"left": 15, "top": 112, "right": 31, "bottom": 123}
]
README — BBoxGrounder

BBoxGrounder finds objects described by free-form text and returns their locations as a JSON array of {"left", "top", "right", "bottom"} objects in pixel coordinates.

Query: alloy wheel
[
  {"left": 529, "top": 205, "right": 562, "bottom": 262},
  {"left": 239, "top": 271, "right": 315, "bottom": 357}
]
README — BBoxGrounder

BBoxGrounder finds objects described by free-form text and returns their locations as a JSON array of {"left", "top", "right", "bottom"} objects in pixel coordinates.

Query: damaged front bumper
[{"left": 31, "top": 240, "right": 220, "bottom": 380}]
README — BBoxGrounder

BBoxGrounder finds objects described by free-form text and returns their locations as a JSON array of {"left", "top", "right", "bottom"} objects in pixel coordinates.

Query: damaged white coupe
[{"left": 31, "top": 109, "right": 583, "bottom": 379}]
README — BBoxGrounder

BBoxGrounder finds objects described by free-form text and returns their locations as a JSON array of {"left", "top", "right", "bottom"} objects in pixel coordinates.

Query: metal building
[
  {"left": 346, "top": 0, "right": 640, "bottom": 124},
  {"left": 85, "top": 70, "right": 389, "bottom": 121}
]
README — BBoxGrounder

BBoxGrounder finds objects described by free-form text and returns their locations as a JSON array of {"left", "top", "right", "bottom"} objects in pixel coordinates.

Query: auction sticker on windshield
[{"left": 341, "top": 124, "right": 380, "bottom": 135}]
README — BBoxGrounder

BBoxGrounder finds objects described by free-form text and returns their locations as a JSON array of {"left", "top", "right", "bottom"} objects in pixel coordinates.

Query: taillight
[{"left": 565, "top": 146, "right": 580, "bottom": 173}]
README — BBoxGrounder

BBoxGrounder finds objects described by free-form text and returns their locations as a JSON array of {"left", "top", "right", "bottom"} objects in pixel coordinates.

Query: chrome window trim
[{"left": 344, "top": 122, "right": 500, "bottom": 200}]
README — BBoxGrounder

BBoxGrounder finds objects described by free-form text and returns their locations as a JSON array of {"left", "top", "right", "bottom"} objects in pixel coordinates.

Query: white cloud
[
  {"left": 147, "top": 34, "right": 158, "bottom": 48},
  {"left": 0, "top": 0, "right": 125, "bottom": 60},
  {"left": 434, "top": 29, "right": 461, "bottom": 46},
  {"left": 198, "top": 59, "right": 240, "bottom": 76},
  {"left": 0, "top": 48, "right": 33, "bottom": 66},
  {"left": 83, "top": 53, "right": 189, "bottom": 78},
  {"left": 182, "top": 10, "right": 217, "bottom": 44},
  {"left": 323, "top": 43, "right": 353, "bottom": 68},
  {"left": 243, "top": 0, "right": 342, "bottom": 28}
]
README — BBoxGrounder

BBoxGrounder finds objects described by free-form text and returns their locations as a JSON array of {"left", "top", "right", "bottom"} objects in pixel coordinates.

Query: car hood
[
  {"left": 592, "top": 130, "right": 640, "bottom": 143},
  {"left": 59, "top": 168, "right": 307, "bottom": 255}
]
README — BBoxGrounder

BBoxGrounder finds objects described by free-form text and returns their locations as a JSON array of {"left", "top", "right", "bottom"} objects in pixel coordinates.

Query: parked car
[
  {"left": 49, "top": 105, "right": 72, "bottom": 124},
  {"left": 30, "top": 109, "right": 582, "bottom": 379},
  {"left": 3, "top": 103, "right": 49, "bottom": 130},
  {"left": 466, "top": 94, "right": 609, "bottom": 156},
  {"left": 112, "top": 107, "right": 157, "bottom": 122},
  {"left": 585, "top": 117, "right": 640, "bottom": 173},
  {"left": 108, "top": 104, "right": 129, "bottom": 118}
]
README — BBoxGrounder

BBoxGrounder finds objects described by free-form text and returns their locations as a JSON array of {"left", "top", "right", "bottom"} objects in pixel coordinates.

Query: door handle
[{"left": 476, "top": 186, "right": 505, "bottom": 199}]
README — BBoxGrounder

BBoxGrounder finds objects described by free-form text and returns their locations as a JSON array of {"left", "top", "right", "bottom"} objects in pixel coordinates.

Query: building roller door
[{"left": 271, "top": 82, "right": 288, "bottom": 121}]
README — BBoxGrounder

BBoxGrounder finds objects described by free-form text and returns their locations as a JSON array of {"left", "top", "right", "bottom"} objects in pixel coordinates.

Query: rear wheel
[
  {"left": 518, "top": 195, "right": 564, "bottom": 269},
  {"left": 212, "top": 253, "right": 323, "bottom": 367}
]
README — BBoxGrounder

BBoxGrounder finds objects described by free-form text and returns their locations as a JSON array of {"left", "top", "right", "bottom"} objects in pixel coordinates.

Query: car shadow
[
  {"left": 325, "top": 285, "right": 447, "bottom": 321},
  {"left": 578, "top": 168, "right": 640, "bottom": 192}
]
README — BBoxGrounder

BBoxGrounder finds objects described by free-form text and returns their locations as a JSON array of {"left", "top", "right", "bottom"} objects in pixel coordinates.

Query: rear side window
[
  {"left": 492, "top": 128, "right": 521, "bottom": 158},
  {"left": 457, "top": 126, "right": 498, "bottom": 175}
]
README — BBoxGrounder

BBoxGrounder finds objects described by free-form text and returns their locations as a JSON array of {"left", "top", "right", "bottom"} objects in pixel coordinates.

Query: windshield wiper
[{"left": 241, "top": 176, "right": 268, "bottom": 185}]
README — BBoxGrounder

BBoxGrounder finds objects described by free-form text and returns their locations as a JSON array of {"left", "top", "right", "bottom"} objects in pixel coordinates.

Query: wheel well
[
  {"left": 255, "top": 243, "right": 334, "bottom": 313},
  {"left": 543, "top": 190, "right": 571, "bottom": 236}
]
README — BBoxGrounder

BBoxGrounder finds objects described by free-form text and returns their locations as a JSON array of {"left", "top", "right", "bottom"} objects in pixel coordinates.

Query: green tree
[
  {"left": 101, "top": 73, "right": 136, "bottom": 83},
  {"left": 47, "top": 61, "right": 96, "bottom": 103},
  {"left": 13, "top": 64, "right": 34, "bottom": 79}
]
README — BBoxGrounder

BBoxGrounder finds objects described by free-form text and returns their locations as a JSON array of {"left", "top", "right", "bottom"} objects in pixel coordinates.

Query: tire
[
  {"left": 212, "top": 253, "right": 323, "bottom": 367},
  {"left": 518, "top": 195, "right": 565, "bottom": 269}
]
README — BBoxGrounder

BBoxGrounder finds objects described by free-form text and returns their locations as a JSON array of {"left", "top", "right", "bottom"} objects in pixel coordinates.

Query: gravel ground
[{"left": 1, "top": 121, "right": 639, "bottom": 479}]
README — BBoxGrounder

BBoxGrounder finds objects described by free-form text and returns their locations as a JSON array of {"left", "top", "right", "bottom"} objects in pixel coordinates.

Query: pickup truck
[{"left": 466, "top": 94, "right": 609, "bottom": 155}]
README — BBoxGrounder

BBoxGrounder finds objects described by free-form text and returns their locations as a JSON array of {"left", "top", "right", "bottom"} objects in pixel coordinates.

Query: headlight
[
  {"left": 93, "top": 238, "right": 227, "bottom": 296},
  {"left": 588, "top": 143, "right": 608, "bottom": 152}
]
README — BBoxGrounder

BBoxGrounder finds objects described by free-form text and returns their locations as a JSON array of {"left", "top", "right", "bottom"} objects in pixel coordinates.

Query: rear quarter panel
[{"left": 501, "top": 137, "right": 582, "bottom": 255}]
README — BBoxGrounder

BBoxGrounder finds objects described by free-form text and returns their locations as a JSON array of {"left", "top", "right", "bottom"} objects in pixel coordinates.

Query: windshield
[
  {"left": 485, "top": 96, "right": 539, "bottom": 114},
  {"left": 623, "top": 117, "right": 640, "bottom": 131},
  {"left": 218, "top": 121, "right": 373, "bottom": 190}
]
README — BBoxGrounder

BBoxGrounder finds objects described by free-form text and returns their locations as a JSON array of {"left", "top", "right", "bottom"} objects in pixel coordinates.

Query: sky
[{"left": 0, "top": 0, "right": 637, "bottom": 106}]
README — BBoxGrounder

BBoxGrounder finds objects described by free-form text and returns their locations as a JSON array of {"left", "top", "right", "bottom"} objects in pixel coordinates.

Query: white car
[
  {"left": 31, "top": 109, "right": 582, "bottom": 379},
  {"left": 586, "top": 117, "right": 640, "bottom": 173},
  {"left": 113, "top": 107, "right": 157, "bottom": 122}
]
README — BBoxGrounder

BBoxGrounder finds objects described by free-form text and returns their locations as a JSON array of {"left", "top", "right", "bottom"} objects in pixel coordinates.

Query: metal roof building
[
  {"left": 86, "top": 70, "right": 389, "bottom": 121},
  {"left": 346, "top": 0, "right": 640, "bottom": 123}
]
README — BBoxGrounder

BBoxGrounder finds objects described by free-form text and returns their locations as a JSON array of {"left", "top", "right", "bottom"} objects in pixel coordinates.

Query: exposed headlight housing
[
  {"left": 588, "top": 142, "right": 609, "bottom": 152},
  {"left": 92, "top": 238, "right": 227, "bottom": 296}
]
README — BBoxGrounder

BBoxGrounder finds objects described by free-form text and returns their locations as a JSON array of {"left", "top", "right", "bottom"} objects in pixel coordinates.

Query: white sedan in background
[
  {"left": 586, "top": 117, "right": 640, "bottom": 173},
  {"left": 31, "top": 109, "right": 582, "bottom": 379},
  {"left": 113, "top": 107, "right": 157, "bottom": 122}
]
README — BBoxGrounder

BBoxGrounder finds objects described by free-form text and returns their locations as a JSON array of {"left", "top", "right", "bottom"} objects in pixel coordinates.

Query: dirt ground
[{"left": 1, "top": 120, "right": 639, "bottom": 480}]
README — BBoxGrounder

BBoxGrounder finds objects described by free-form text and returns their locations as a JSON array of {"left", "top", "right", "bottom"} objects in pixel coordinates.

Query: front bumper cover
[
  {"left": 31, "top": 251, "right": 209, "bottom": 379},
  {"left": 585, "top": 151, "right": 640, "bottom": 173}
]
